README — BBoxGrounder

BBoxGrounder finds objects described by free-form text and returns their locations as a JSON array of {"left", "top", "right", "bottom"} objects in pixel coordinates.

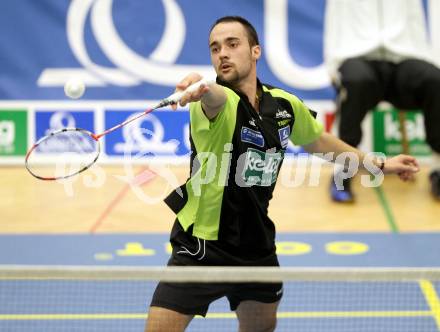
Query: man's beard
[{"left": 217, "top": 69, "right": 240, "bottom": 86}]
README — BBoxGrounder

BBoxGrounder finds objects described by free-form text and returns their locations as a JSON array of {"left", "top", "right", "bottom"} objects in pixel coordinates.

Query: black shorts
[
  {"left": 149, "top": 221, "right": 283, "bottom": 317},
  {"left": 150, "top": 278, "right": 283, "bottom": 317}
]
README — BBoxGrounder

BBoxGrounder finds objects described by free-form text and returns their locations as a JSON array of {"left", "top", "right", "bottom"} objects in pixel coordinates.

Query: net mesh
[{"left": 1, "top": 266, "right": 440, "bottom": 332}]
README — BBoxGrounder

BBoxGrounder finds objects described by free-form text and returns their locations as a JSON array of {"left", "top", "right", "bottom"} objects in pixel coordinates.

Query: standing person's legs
[
  {"left": 392, "top": 59, "right": 440, "bottom": 154},
  {"left": 228, "top": 281, "right": 283, "bottom": 332},
  {"left": 145, "top": 307, "right": 193, "bottom": 332},
  {"left": 331, "top": 58, "right": 384, "bottom": 202},
  {"left": 146, "top": 280, "right": 232, "bottom": 332},
  {"left": 338, "top": 58, "right": 384, "bottom": 148},
  {"left": 391, "top": 59, "right": 440, "bottom": 198},
  {"left": 235, "top": 300, "right": 280, "bottom": 332}
]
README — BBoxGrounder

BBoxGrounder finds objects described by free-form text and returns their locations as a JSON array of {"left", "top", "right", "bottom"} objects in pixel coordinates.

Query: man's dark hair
[{"left": 210, "top": 16, "right": 259, "bottom": 47}]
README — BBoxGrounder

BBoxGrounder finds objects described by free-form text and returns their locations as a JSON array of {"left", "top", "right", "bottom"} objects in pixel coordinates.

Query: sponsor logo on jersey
[
  {"left": 275, "top": 109, "right": 292, "bottom": 119},
  {"left": 277, "top": 119, "right": 290, "bottom": 127},
  {"left": 248, "top": 118, "right": 257, "bottom": 127},
  {"left": 278, "top": 126, "right": 291, "bottom": 148},
  {"left": 242, "top": 148, "right": 283, "bottom": 186},
  {"left": 241, "top": 127, "right": 265, "bottom": 147}
]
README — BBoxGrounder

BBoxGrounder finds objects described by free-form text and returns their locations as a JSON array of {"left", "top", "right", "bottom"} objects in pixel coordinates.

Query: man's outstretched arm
[
  {"left": 172, "top": 73, "right": 227, "bottom": 120},
  {"left": 304, "top": 131, "right": 419, "bottom": 181}
]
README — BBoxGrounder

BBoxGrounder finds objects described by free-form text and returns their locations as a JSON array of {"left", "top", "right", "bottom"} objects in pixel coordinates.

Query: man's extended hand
[
  {"left": 171, "top": 73, "right": 210, "bottom": 110},
  {"left": 382, "top": 154, "right": 419, "bottom": 181}
]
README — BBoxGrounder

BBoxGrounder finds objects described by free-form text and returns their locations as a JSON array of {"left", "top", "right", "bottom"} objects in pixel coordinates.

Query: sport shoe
[
  {"left": 330, "top": 175, "right": 354, "bottom": 203},
  {"left": 429, "top": 170, "right": 440, "bottom": 200}
]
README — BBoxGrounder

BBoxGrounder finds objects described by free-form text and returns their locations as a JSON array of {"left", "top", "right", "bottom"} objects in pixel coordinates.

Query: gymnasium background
[
  {"left": 1, "top": 1, "right": 440, "bottom": 331},
  {"left": 1, "top": 0, "right": 438, "bottom": 164}
]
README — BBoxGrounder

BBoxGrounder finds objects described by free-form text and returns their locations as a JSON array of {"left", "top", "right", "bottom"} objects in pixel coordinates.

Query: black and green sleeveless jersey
[{"left": 165, "top": 79, "right": 323, "bottom": 256}]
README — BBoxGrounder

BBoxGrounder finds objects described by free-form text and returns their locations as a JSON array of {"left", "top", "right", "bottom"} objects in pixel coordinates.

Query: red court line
[{"left": 89, "top": 168, "right": 157, "bottom": 234}]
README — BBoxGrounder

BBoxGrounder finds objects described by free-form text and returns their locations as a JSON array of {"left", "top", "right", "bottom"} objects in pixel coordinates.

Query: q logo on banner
[{"left": 38, "top": 0, "right": 215, "bottom": 88}]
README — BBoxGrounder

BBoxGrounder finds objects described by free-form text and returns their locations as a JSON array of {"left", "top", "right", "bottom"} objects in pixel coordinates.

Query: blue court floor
[{"left": 1, "top": 233, "right": 440, "bottom": 331}]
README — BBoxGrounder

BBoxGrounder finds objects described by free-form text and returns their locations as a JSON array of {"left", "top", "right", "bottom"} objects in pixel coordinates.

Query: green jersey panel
[
  {"left": 264, "top": 87, "right": 323, "bottom": 145},
  {"left": 177, "top": 87, "right": 240, "bottom": 240}
]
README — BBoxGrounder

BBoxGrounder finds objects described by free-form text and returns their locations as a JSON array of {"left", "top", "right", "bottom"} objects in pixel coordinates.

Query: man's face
[{"left": 209, "top": 22, "right": 260, "bottom": 85}]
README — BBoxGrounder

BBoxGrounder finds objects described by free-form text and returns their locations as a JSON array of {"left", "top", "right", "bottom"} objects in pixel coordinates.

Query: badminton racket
[{"left": 25, "top": 79, "right": 213, "bottom": 180}]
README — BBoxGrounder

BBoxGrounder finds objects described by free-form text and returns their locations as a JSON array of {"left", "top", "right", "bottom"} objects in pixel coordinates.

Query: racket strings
[
  {"left": 37, "top": 132, "right": 94, "bottom": 153},
  {"left": 26, "top": 129, "right": 100, "bottom": 180}
]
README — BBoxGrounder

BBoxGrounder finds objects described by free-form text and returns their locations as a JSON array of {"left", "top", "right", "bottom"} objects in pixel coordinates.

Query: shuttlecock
[{"left": 64, "top": 78, "right": 86, "bottom": 99}]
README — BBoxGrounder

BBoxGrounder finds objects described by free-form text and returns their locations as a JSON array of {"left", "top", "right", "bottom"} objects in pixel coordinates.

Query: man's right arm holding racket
[{"left": 171, "top": 73, "right": 227, "bottom": 120}]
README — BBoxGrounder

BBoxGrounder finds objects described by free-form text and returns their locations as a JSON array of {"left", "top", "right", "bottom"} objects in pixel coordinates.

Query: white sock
[{"left": 431, "top": 152, "right": 440, "bottom": 172}]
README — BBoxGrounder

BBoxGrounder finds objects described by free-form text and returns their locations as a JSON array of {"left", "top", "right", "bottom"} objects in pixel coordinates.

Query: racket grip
[{"left": 160, "top": 79, "right": 216, "bottom": 107}]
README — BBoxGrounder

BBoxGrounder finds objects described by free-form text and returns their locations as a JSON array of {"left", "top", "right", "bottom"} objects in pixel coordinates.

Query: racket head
[{"left": 25, "top": 128, "right": 100, "bottom": 181}]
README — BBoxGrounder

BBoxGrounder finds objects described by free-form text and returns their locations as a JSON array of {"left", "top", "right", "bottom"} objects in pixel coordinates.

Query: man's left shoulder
[
  {"left": 261, "top": 83, "right": 300, "bottom": 101},
  {"left": 262, "top": 83, "right": 317, "bottom": 119}
]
